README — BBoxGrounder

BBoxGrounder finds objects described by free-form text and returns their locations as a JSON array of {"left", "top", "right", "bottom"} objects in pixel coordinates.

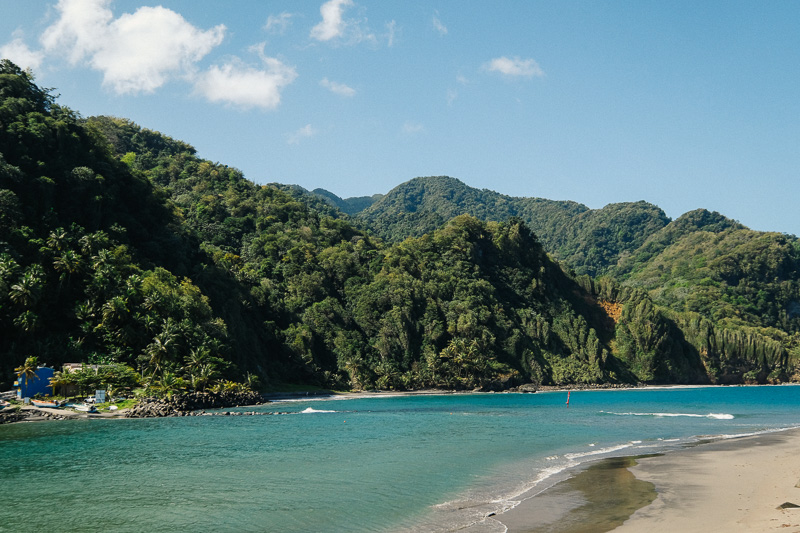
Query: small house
[{"left": 16, "top": 366, "right": 55, "bottom": 399}]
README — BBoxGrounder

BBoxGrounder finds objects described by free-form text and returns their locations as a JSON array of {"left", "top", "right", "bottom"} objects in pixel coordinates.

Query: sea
[{"left": 2, "top": 385, "right": 800, "bottom": 533}]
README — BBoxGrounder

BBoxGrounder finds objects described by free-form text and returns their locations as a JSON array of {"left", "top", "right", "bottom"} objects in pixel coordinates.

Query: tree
[
  {"left": 48, "top": 369, "right": 76, "bottom": 397},
  {"left": 54, "top": 249, "right": 82, "bottom": 285},
  {"left": 143, "top": 329, "right": 176, "bottom": 383},
  {"left": 9, "top": 272, "right": 42, "bottom": 308},
  {"left": 15, "top": 356, "right": 39, "bottom": 386}
]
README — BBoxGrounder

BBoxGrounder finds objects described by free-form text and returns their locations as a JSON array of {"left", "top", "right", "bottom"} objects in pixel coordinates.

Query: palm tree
[
  {"left": 46, "top": 228, "right": 68, "bottom": 252},
  {"left": 191, "top": 363, "right": 218, "bottom": 392},
  {"left": 54, "top": 249, "right": 82, "bottom": 285},
  {"left": 244, "top": 372, "right": 260, "bottom": 391},
  {"left": 144, "top": 330, "right": 176, "bottom": 384},
  {"left": 79, "top": 231, "right": 110, "bottom": 255},
  {"left": 9, "top": 273, "right": 42, "bottom": 308},
  {"left": 157, "top": 371, "right": 184, "bottom": 396},
  {"left": 49, "top": 370, "right": 75, "bottom": 398},
  {"left": 13, "top": 310, "right": 40, "bottom": 333},
  {"left": 15, "top": 356, "right": 39, "bottom": 387},
  {"left": 0, "top": 255, "right": 19, "bottom": 283},
  {"left": 186, "top": 347, "right": 210, "bottom": 373},
  {"left": 101, "top": 295, "right": 129, "bottom": 324},
  {"left": 124, "top": 274, "right": 143, "bottom": 298}
]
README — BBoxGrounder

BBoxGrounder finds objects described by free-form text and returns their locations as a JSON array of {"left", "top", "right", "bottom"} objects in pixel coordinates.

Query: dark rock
[
  {"left": 778, "top": 502, "right": 800, "bottom": 509},
  {"left": 125, "top": 390, "right": 266, "bottom": 419}
]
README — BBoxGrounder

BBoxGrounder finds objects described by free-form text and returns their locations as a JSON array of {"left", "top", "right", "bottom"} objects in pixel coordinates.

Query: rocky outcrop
[
  {"left": 126, "top": 390, "right": 265, "bottom": 418},
  {"left": 0, "top": 409, "right": 27, "bottom": 424},
  {"left": 0, "top": 408, "right": 71, "bottom": 424}
]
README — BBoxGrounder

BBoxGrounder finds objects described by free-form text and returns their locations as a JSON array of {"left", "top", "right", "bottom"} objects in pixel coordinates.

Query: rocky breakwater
[
  {"left": 126, "top": 390, "right": 265, "bottom": 418},
  {"left": 0, "top": 407, "right": 73, "bottom": 424}
]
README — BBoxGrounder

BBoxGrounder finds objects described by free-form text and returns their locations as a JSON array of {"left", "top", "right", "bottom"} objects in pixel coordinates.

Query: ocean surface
[{"left": 2, "top": 386, "right": 800, "bottom": 532}]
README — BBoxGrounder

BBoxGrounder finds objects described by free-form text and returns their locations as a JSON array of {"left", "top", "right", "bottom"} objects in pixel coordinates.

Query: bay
[{"left": 2, "top": 386, "right": 799, "bottom": 532}]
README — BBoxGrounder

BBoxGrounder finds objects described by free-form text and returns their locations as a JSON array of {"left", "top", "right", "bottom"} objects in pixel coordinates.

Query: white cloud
[
  {"left": 446, "top": 89, "right": 458, "bottom": 106},
  {"left": 310, "top": 0, "right": 353, "bottom": 41},
  {"left": 402, "top": 121, "right": 425, "bottom": 135},
  {"left": 287, "top": 124, "right": 317, "bottom": 145},
  {"left": 484, "top": 56, "right": 544, "bottom": 78},
  {"left": 40, "top": 0, "right": 113, "bottom": 64},
  {"left": 265, "top": 12, "right": 292, "bottom": 34},
  {"left": 309, "top": 0, "right": 378, "bottom": 45},
  {"left": 385, "top": 20, "right": 397, "bottom": 47},
  {"left": 40, "top": 0, "right": 225, "bottom": 94},
  {"left": 433, "top": 12, "right": 448, "bottom": 36},
  {"left": 320, "top": 77, "right": 355, "bottom": 97},
  {"left": 194, "top": 48, "right": 297, "bottom": 110},
  {"left": 0, "top": 36, "right": 44, "bottom": 72}
]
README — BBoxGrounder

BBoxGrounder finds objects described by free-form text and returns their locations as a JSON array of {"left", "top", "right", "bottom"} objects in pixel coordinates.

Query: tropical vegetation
[{"left": 1, "top": 60, "right": 799, "bottom": 395}]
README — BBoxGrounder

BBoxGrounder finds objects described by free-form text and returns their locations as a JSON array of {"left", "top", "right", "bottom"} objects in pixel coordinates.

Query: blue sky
[{"left": 1, "top": 1, "right": 798, "bottom": 236}]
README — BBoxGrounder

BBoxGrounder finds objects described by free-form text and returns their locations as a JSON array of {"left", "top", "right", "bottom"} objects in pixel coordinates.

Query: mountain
[
  {"left": 1, "top": 60, "right": 798, "bottom": 392},
  {"left": 351, "top": 176, "right": 671, "bottom": 277},
  {"left": 616, "top": 212, "right": 800, "bottom": 334},
  {"left": 310, "top": 188, "right": 383, "bottom": 215}
]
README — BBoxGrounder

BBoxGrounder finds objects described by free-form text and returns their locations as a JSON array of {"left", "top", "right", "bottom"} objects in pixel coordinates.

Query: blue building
[{"left": 16, "top": 367, "right": 55, "bottom": 398}]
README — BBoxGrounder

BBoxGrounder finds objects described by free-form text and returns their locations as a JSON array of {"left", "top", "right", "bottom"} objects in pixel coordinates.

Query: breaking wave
[{"left": 603, "top": 411, "right": 734, "bottom": 420}]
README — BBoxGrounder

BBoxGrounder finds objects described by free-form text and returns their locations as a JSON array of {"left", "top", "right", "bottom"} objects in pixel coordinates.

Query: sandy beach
[
  {"left": 499, "top": 428, "right": 800, "bottom": 533},
  {"left": 617, "top": 429, "right": 800, "bottom": 532}
]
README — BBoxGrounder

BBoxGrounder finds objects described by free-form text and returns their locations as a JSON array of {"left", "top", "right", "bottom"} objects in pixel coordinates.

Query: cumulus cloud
[
  {"left": 287, "top": 124, "right": 317, "bottom": 145},
  {"left": 484, "top": 56, "right": 544, "bottom": 78},
  {"left": 194, "top": 46, "right": 297, "bottom": 110},
  {"left": 265, "top": 12, "right": 293, "bottom": 34},
  {"left": 432, "top": 12, "right": 448, "bottom": 36},
  {"left": 310, "top": 0, "right": 353, "bottom": 41},
  {"left": 40, "top": 0, "right": 225, "bottom": 94},
  {"left": 320, "top": 77, "right": 355, "bottom": 97},
  {"left": 40, "top": 0, "right": 113, "bottom": 64},
  {"left": 0, "top": 36, "right": 44, "bottom": 72}
]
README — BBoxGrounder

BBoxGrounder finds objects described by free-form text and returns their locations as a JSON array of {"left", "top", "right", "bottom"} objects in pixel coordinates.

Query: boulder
[{"left": 126, "top": 390, "right": 266, "bottom": 418}]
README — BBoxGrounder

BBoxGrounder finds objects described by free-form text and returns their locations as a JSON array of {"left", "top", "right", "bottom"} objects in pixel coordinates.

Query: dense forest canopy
[{"left": 1, "top": 60, "right": 799, "bottom": 393}]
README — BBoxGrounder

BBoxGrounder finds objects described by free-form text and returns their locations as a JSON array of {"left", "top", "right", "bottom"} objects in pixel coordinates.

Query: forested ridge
[{"left": 2, "top": 61, "right": 798, "bottom": 394}]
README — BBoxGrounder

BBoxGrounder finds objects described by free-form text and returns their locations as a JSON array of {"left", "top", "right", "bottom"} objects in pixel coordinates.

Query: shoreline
[
  {"left": 495, "top": 427, "right": 800, "bottom": 532},
  {"left": 0, "top": 404, "right": 131, "bottom": 423},
  {"left": 4, "top": 382, "right": 794, "bottom": 424}
]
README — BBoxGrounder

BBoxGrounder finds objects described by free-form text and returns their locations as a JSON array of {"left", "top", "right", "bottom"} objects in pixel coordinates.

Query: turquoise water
[{"left": 2, "top": 386, "right": 800, "bottom": 532}]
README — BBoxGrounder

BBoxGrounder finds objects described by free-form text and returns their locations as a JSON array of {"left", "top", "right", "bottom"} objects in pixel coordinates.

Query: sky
[{"left": 1, "top": 0, "right": 798, "bottom": 236}]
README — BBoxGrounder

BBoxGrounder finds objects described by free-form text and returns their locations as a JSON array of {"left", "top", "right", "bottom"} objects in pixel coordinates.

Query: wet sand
[{"left": 498, "top": 428, "right": 800, "bottom": 533}]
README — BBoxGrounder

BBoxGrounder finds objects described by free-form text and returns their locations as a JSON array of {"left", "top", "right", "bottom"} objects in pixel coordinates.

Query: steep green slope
[
  {"left": 618, "top": 223, "right": 800, "bottom": 334},
  {"left": 89, "top": 116, "right": 650, "bottom": 388},
  {"left": 2, "top": 60, "right": 797, "bottom": 392},
  {"left": 0, "top": 61, "right": 231, "bottom": 389},
  {"left": 355, "top": 176, "right": 670, "bottom": 277}
]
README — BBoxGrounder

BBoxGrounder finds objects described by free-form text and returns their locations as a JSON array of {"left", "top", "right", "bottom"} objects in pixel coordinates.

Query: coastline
[
  {"left": 496, "top": 427, "right": 800, "bottom": 532},
  {"left": 0, "top": 404, "right": 131, "bottom": 423}
]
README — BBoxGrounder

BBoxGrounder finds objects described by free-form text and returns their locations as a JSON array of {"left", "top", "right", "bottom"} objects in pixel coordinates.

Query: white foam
[
  {"left": 603, "top": 411, "right": 734, "bottom": 420},
  {"left": 300, "top": 407, "right": 336, "bottom": 414},
  {"left": 564, "top": 443, "right": 632, "bottom": 460}
]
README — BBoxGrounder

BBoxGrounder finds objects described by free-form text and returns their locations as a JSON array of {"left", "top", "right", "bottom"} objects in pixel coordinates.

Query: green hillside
[
  {"left": 311, "top": 188, "right": 383, "bottom": 215},
  {"left": 353, "top": 176, "right": 671, "bottom": 277},
  {"left": 1, "top": 60, "right": 798, "bottom": 394}
]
